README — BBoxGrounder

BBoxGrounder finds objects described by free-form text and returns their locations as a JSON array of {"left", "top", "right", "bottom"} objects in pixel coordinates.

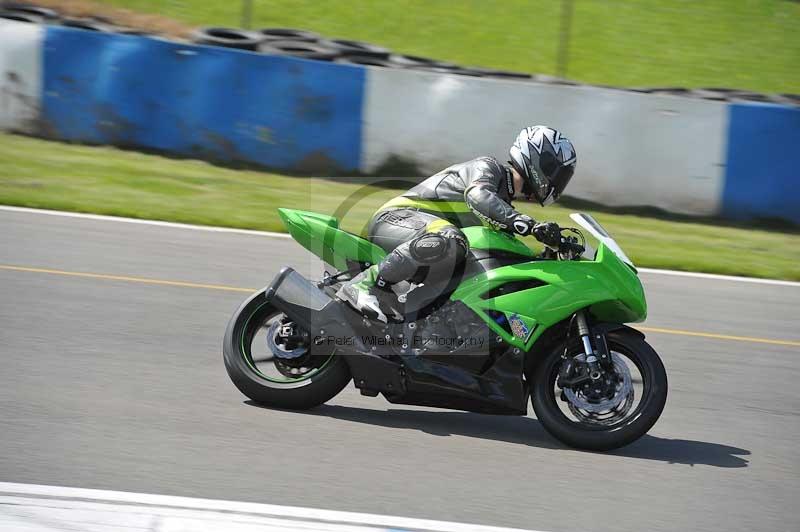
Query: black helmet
[{"left": 509, "top": 125, "right": 577, "bottom": 206}]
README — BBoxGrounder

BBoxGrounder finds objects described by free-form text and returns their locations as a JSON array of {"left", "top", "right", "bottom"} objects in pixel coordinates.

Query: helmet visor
[
  {"left": 549, "top": 163, "right": 575, "bottom": 203},
  {"left": 528, "top": 169, "right": 553, "bottom": 205}
]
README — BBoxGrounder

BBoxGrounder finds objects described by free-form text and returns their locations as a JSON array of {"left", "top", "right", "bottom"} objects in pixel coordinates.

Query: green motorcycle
[{"left": 223, "top": 208, "right": 667, "bottom": 450}]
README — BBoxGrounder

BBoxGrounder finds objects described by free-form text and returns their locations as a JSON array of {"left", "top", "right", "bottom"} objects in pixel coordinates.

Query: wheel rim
[
  {"left": 240, "top": 302, "right": 335, "bottom": 384},
  {"left": 551, "top": 345, "right": 648, "bottom": 430}
]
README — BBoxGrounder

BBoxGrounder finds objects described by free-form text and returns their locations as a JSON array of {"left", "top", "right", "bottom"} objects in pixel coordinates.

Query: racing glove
[
  {"left": 511, "top": 214, "right": 535, "bottom": 236},
  {"left": 533, "top": 222, "right": 562, "bottom": 249}
]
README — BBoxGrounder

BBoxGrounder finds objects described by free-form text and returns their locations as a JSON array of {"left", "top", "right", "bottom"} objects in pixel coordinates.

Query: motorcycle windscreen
[{"left": 570, "top": 213, "right": 635, "bottom": 268}]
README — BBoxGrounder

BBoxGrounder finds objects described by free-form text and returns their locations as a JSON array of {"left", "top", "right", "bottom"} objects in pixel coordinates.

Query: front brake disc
[{"left": 563, "top": 352, "right": 633, "bottom": 415}]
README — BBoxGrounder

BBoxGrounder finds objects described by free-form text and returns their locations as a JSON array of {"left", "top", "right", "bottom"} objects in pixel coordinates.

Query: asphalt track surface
[{"left": 1, "top": 208, "right": 798, "bottom": 532}]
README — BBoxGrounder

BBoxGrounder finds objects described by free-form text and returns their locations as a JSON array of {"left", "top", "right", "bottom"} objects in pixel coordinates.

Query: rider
[{"left": 337, "top": 125, "right": 577, "bottom": 323}]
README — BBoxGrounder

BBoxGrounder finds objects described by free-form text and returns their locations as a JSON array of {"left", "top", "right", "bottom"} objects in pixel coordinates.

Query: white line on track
[
  {"left": 2, "top": 205, "right": 797, "bottom": 287},
  {"left": 0, "top": 205, "right": 292, "bottom": 238},
  {"left": 0, "top": 482, "right": 542, "bottom": 532}
]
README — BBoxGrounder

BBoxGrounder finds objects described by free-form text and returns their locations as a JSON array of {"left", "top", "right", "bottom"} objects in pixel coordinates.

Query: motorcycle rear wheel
[
  {"left": 531, "top": 329, "right": 667, "bottom": 451},
  {"left": 223, "top": 289, "right": 351, "bottom": 409}
]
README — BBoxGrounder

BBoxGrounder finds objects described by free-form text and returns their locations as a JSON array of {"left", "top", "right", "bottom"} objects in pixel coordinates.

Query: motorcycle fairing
[
  {"left": 277, "top": 208, "right": 647, "bottom": 353},
  {"left": 451, "top": 244, "right": 647, "bottom": 351}
]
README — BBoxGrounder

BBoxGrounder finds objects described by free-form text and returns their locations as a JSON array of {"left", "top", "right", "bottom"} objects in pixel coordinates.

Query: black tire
[
  {"left": 0, "top": 9, "right": 42, "bottom": 23},
  {"left": 60, "top": 18, "right": 111, "bottom": 32},
  {"left": 116, "top": 27, "right": 156, "bottom": 37},
  {"left": 334, "top": 54, "right": 394, "bottom": 67},
  {"left": 1, "top": 3, "right": 58, "bottom": 20},
  {"left": 258, "top": 40, "right": 338, "bottom": 61},
  {"left": 780, "top": 93, "right": 800, "bottom": 106},
  {"left": 387, "top": 53, "right": 452, "bottom": 69},
  {"left": 223, "top": 289, "right": 351, "bottom": 410},
  {"left": 467, "top": 67, "right": 531, "bottom": 80},
  {"left": 257, "top": 27, "right": 320, "bottom": 42},
  {"left": 412, "top": 65, "right": 486, "bottom": 77},
  {"left": 192, "top": 27, "right": 264, "bottom": 51},
  {"left": 323, "top": 38, "right": 391, "bottom": 58},
  {"left": 531, "top": 329, "right": 668, "bottom": 451}
]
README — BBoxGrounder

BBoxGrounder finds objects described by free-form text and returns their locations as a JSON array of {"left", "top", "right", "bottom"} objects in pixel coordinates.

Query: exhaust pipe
[{"left": 265, "top": 267, "right": 357, "bottom": 353}]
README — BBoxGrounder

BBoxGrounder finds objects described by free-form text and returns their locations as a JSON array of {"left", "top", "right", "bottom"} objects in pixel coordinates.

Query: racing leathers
[{"left": 336, "top": 156, "right": 541, "bottom": 323}]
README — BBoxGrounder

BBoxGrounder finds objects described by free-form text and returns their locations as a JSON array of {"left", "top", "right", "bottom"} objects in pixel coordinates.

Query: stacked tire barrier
[{"left": 1, "top": 18, "right": 798, "bottom": 223}]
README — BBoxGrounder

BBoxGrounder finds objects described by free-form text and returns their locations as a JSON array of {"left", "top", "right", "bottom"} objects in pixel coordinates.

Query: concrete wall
[
  {"left": 363, "top": 69, "right": 729, "bottom": 216},
  {"left": 1, "top": 20, "right": 797, "bottom": 222},
  {"left": 0, "top": 21, "right": 41, "bottom": 133}
]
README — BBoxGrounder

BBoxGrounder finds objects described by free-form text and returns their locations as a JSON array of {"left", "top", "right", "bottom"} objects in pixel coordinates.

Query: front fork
[
  {"left": 576, "top": 311, "right": 602, "bottom": 379},
  {"left": 557, "top": 310, "right": 613, "bottom": 388}
]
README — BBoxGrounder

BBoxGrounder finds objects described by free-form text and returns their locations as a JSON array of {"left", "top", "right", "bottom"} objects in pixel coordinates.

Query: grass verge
[{"left": 1, "top": 132, "right": 798, "bottom": 280}]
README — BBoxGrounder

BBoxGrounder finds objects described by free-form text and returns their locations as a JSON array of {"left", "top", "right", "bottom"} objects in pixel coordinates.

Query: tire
[
  {"left": 334, "top": 54, "right": 394, "bottom": 67},
  {"left": 322, "top": 38, "right": 391, "bottom": 58},
  {"left": 412, "top": 65, "right": 486, "bottom": 77},
  {"left": 531, "top": 329, "right": 668, "bottom": 451},
  {"left": 192, "top": 27, "right": 264, "bottom": 51},
  {"left": 387, "top": 53, "right": 452, "bottom": 69},
  {"left": 60, "top": 18, "right": 111, "bottom": 32},
  {"left": 1, "top": 3, "right": 58, "bottom": 20},
  {"left": 781, "top": 93, "right": 800, "bottom": 106},
  {"left": 223, "top": 289, "right": 351, "bottom": 410},
  {"left": 257, "top": 27, "right": 320, "bottom": 42},
  {"left": 258, "top": 40, "right": 338, "bottom": 61},
  {"left": 116, "top": 28, "right": 155, "bottom": 37},
  {"left": 467, "top": 67, "right": 531, "bottom": 80},
  {"left": 0, "top": 10, "right": 42, "bottom": 23}
]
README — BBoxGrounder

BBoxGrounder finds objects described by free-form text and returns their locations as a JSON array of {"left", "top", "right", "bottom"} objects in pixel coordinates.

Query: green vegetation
[
  {"left": 93, "top": 0, "right": 800, "bottom": 93},
  {"left": 1, "top": 133, "right": 797, "bottom": 280}
]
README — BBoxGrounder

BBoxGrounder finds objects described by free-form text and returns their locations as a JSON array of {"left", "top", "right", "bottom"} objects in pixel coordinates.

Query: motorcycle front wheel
[
  {"left": 531, "top": 328, "right": 667, "bottom": 451},
  {"left": 223, "top": 288, "right": 351, "bottom": 409}
]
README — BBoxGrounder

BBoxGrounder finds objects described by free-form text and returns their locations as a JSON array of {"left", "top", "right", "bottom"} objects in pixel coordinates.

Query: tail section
[{"left": 277, "top": 209, "right": 386, "bottom": 271}]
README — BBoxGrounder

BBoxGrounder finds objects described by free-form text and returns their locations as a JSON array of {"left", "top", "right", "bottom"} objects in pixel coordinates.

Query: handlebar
[
  {"left": 559, "top": 239, "right": 585, "bottom": 257},
  {"left": 538, "top": 227, "right": 585, "bottom": 260}
]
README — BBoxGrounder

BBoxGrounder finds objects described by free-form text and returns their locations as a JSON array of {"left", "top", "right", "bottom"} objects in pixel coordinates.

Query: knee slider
[{"left": 409, "top": 233, "right": 448, "bottom": 264}]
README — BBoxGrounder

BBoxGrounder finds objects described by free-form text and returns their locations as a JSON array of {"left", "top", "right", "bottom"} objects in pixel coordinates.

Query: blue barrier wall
[
  {"left": 722, "top": 103, "right": 800, "bottom": 223},
  {"left": 41, "top": 27, "right": 365, "bottom": 171},
  {"left": 1, "top": 21, "right": 797, "bottom": 223}
]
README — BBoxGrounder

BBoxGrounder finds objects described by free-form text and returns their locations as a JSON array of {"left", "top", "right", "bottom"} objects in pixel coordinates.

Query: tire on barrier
[
  {"left": 411, "top": 65, "right": 486, "bottom": 77},
  {"left": 0, "top": 2, "right": 58, "bottom": 20},
  {"left": 780, "top": 93, "right": 800, "bottom": 106},
  {"left": 467, "top": 67, "right": 531, "bottom": 80},
  {"left": 192, "top": 27, "right": 264, "bottom": 51},
  {"left": 708, "top": 89, "right": 776, "bottom": 104},
  {"left": 257, "top": 27, "right": 320, "bottom": 42},
  {"left": 334, "top": 54, "right": 394, "bottom": 67},
  {"left": 646, "top": 87, "right": 692, "bottom": 96},
  {"left": 61, "top": 18, "right": 112, "bottom": 32},
  {"left": 258, "top": 40, "right": 338, "bottom": 61},
  {"left": 387, "top": 53, "right": 454, "bottom": 69},
  {"left": 116, "top": 27, "right": 156, "bottom": 36},
  {"left": 323, "top": 38, "right": 391, "bottom": 58},
  {"left": 688, "top": 88, "right": 731, "bottom": 101},
  {"left": 0, "top": 9, "right": 42, "bottom": 23}
]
